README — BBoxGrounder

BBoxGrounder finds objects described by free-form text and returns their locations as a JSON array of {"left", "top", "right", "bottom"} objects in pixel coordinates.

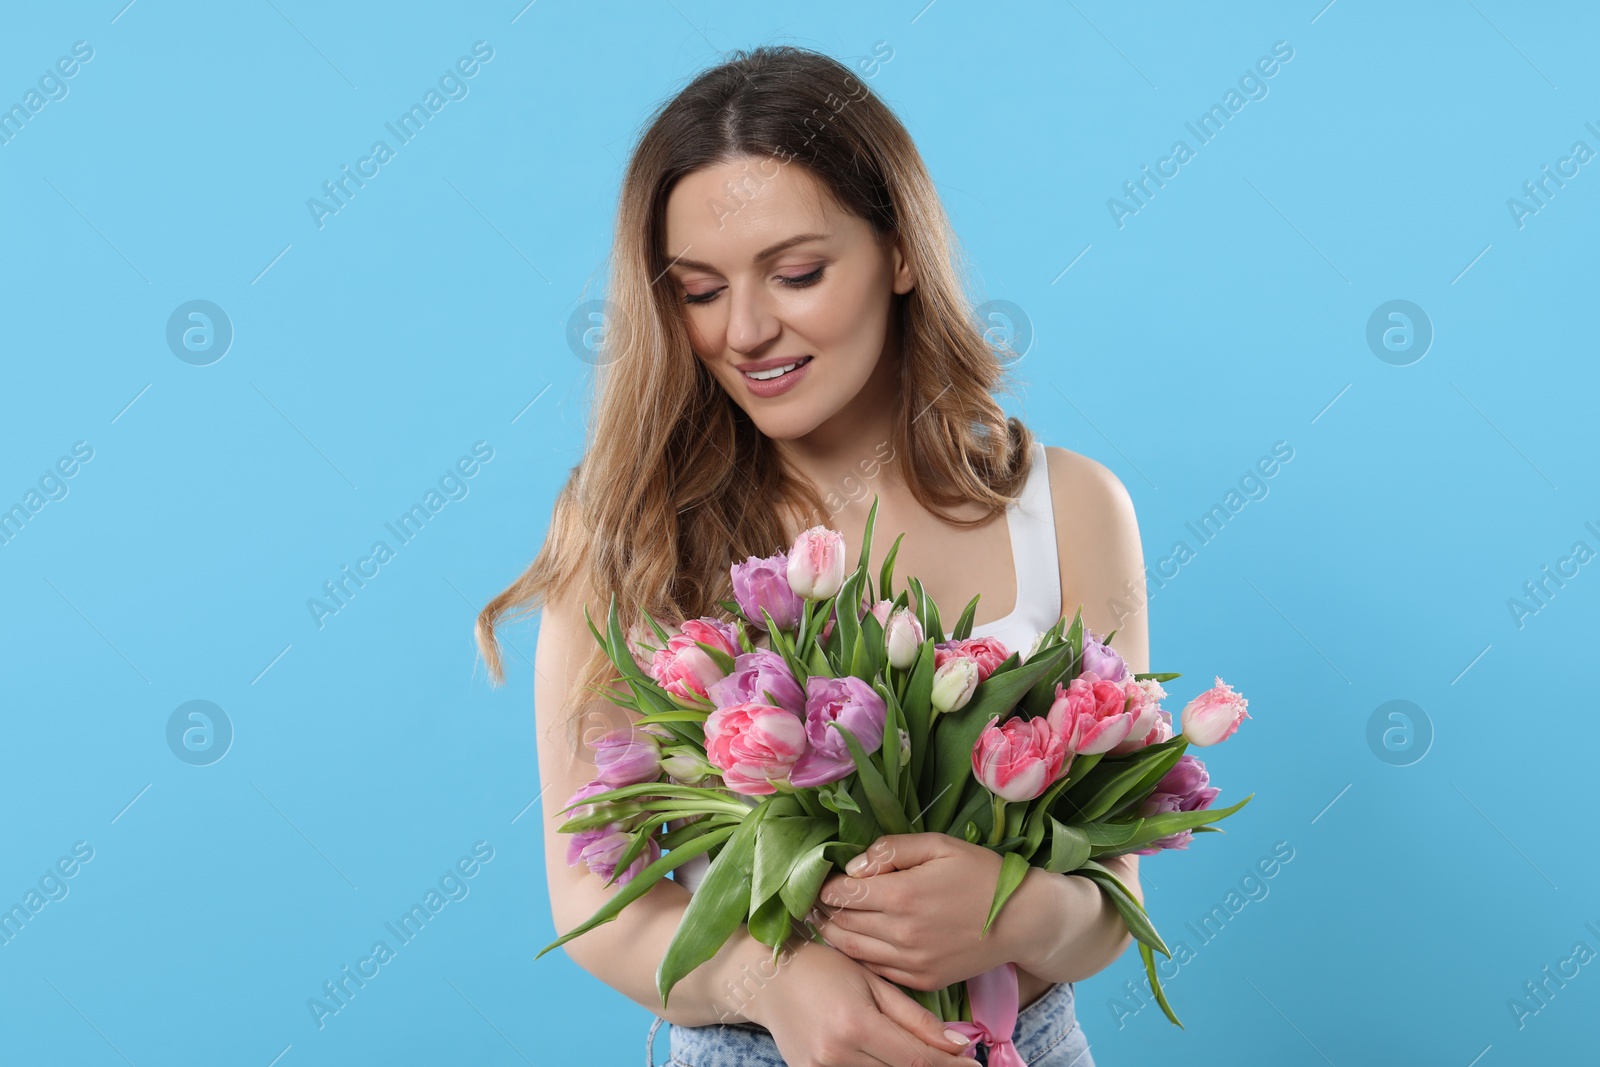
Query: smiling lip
[{"left": 738, "top": 355, "right": 813, "bottom": 398}]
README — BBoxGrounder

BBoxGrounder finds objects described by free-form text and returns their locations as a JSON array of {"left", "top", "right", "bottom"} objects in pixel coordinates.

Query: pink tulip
[
  {"left": 1047, "top": 670, "right": 1135, "bottom": 755},
  {"left": 1108, "top": 677, "right": 1171, "bottom": 756},
  {"left": 703, "top": 702, "right": 808, "bottom": 795},
  {"left": 867, "top": 600, "right": 930, "bottom": 668},
  {"left": 972, "top": 713, "right": 1070, "bottom": 802},
  {"left": 787, "top": 526, "right": 846, "bottom": 600},
  {"left": 647, "top": 618, "right": 739, "bottom": 701},
  {"left": 1180, "top": 677, "right": 1250, "bottom": 746},
  {"left": 935, "top": 636, "right": 1010, "bottom": 683}
]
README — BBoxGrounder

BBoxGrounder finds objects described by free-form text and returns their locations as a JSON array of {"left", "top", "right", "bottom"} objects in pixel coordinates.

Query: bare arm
[
  {"left": 535, "top": 584, "right": 789, "bottom": 1028},
  {"left": 1008, "top": 446, "right": 1150, "bottom": 987}
]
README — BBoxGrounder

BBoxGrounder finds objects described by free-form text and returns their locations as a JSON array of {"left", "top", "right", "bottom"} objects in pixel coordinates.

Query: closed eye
[{"left": 682, "top": 265, "right": 826, "bottom": 305}]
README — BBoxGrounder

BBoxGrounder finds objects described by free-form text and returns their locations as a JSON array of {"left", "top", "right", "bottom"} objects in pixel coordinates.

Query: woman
[{"left": 476, "top": 45, "right": 1148, "bottom": 1067}]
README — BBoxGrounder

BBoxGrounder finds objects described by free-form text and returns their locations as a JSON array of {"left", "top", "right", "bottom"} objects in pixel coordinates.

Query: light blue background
[{"left": 3, "top": 2, "right": 1596, "bottom": 1064}]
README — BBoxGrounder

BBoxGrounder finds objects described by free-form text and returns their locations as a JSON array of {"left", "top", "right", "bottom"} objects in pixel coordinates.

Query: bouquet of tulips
[{"left": 537, "top": 499, "right": 1252, "bottom": 1048}]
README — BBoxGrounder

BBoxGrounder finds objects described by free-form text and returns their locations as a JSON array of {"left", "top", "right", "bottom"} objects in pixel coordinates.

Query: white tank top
[{"left": 672, "top": 441, "right": 1061, "bottom": 895}]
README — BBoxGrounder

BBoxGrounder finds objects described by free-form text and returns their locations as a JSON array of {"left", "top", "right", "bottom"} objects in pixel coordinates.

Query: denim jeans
[{"left": 648, "top": 980, "right": 1094, "bottom": 1066}]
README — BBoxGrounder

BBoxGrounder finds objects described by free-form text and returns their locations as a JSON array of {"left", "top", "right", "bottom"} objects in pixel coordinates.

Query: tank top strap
[{"left": 1006, "top": 441, "right": 1063, "bottom": 623}]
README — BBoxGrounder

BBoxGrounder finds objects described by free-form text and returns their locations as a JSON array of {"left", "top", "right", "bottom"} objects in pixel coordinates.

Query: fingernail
[
  {"left": 943, "top": 1029, "right": 969, "bottom": 1046},
  {"left": 846, "top": 855, "right": 867, "bottom": 875}
]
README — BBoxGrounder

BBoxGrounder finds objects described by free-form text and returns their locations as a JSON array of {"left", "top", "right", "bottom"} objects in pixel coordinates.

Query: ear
[{"left": 886, "top": 234, "right": 916, "bottom": 296}]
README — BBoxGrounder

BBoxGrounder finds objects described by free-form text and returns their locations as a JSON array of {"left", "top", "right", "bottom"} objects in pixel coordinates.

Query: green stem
[{"left": 987, "top": 795, "right": 1007, "bottom": 847}]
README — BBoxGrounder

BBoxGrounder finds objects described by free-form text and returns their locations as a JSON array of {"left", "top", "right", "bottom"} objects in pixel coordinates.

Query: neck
[{"left": 771, "top": 326, "right": 905, "bottom": 528}]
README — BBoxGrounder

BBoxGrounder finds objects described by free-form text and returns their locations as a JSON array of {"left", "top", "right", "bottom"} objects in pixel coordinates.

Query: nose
[{"left": 724, "top": 280, "right": 780, "bottom": 356}]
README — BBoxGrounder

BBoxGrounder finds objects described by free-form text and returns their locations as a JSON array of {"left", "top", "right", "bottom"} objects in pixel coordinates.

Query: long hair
[{"left": 474, "top": 44, "right": 1035, "bottom": 742}]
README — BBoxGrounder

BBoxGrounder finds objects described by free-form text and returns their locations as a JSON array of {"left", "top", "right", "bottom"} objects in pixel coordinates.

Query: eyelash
[{"left": 682, "top": 266, "right": 825, "bottom": 305}]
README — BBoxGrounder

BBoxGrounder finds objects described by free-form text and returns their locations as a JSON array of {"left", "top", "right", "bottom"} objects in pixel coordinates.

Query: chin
[{"left": 742, "top": 406, "right": 829, "bottom": 441}]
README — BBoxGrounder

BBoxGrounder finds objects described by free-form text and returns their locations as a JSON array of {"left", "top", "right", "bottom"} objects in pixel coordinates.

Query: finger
[
  {"left": 866, "top": 972, "right": 975, "bottom": 1064},
  {"left": 814, "top": 920, "right": 901, "bottom": 967},
  {"left": 815, "top": 905, "right": 899, "bottom": 942},
  {"left": 846, "top": 833, "right": 936, "bottom": 877},
  {"left": 818, "top": 873, "right": 896, "bottom": 912},
  {"left": 863, "top": 961, "right": 928, "bottom": 992}
]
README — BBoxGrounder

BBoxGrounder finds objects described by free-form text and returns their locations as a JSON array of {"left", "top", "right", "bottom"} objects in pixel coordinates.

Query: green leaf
[
  {"left": 831, "top": 571, "right": 865, "bottom": 675},
  {"left": 780, "top": 840, "right": 835, "bottom": 920},
  {"left": 601, "top": 822, "right": 661, "bottom": 888},
  {"left": 656, "top": 801, "right": 772, "bottom": 1007},
  {"left": 553, "top": 781, "right": 750, "bottom": 811},
  {"left": 1095, "top": 794, "right": 1254, "bottom": 855},
  {"left": 1062, "top": 744, "right": 1186, "bottom": 824},
  {"left": 1043, "top": 817, "right": 1092, "bottom": 873},
  {"left": 923, "top": 642, "right": 1073, "bottom": 833},
  {"left": 906, "top": 577, "right": 945, "bottom": 645},
  {"left": 656, "top": 816, "right": 738, "bottom": 850},
  {"left": 874, "top": 680, "right": 903, "bottom": 809},
  {"left": 692, "top": 638, "right": 737, "bottom": 677},
  {"left": 1104, "top": 739, "right": 1195, "bottom": 821},
  {"left": 535, "top": 825, "right": 735, "bottom": 961},
  {"left": 852, "top": 608, "right": 884, "bottom": 683},
  {"left": 748, "top": 892, "right": 793, "bottom": 950},
  {"left": 833, "top": 723, "right": 911, "bottom": 836},
  {"left": 946, "top": 783, "right": 993, "bottom": 843},
  {"left": 630, "top": 710, "right": 712, "bottom": 727},
  {"left": 878, "top": 530, "right": 905, "bottom": 603},
  {"left": 950, "top": 593, "right": 981, "bottom": 641},
  {"left": 737, "top": 623, "right": 759, "bottom": 655},
  {"left": 1135, "top": 672, "right": 1181, "bottom": 682},
  {"left": 806, "top": 640, "right": 833, "bottom": 678},
  {"left": 902, "top": 639, "right": 936, "bottom": 791},
  {"left": 1077, "top": 860, "right": 1168, "bottom": 956},
  {"left": 817, "top": 782, "right": 861, "bottom": 815},
  {"left": 980, "top": 850, "right": 1031, "bottom": 937},
  {"left": 857, "top": 496, "right": 879, "bottom": 577},
  {"left": 1140, "top": 941, "right": 1184, "bottom": 1028},
  {"left": 1021, "top": 771, "right": 1084, "bottom": 859},
  {"left": 1080, "top": 820, "right": 1145, "bottom": 848},
  {"left": 559, "top": 801, "right": 748, "bottom": 834},
  {"left": 753, "top": 817, "right": 835, "bottom": 906}
]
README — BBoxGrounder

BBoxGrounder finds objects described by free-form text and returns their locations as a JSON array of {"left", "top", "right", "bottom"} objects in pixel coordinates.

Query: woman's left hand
[{"left": 806, "top": 832, "right": 1038, "bottom": 991}]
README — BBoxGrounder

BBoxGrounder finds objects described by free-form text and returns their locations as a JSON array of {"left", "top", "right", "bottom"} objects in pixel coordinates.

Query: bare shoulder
[
  {"left": 1040, "top": 445, "right": 1140, "bottom": 536},
  {"left": 1038, "top": 445, "right": 1150, "bottom": 673}
]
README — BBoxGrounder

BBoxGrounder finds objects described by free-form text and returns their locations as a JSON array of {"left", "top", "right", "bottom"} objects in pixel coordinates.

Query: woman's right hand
[{"left": 745, "top": 937, "right": 975, "bottom": 1067}]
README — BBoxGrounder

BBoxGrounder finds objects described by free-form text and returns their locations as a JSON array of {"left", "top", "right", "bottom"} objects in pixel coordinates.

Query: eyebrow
[{"left": 665, "top": 232, "right": 830, "bottom": 274}]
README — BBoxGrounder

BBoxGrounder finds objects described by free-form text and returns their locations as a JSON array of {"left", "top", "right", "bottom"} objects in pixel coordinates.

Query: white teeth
[{"left": 744, "top": 358, "right": 807, "bottom": 381}]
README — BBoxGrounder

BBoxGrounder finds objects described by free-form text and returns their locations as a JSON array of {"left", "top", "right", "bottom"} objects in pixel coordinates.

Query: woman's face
[{"left": 662, "top": 156, "right": 915, "bottom": 440}]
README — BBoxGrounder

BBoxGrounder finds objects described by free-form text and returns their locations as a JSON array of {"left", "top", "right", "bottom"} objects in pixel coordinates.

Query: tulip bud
[
  {"left": 884, "top": 607, "right": 923, "bottom": 669},
  {"left": 661, "top": 746, "right": 716, "bottom": 784},
  {"left": 898, "top": 727, "right": 911, "bottom": 766},
  {"left": 931, "top": 656, "right": 979, "bottom": 714},
  {"left": 787, "top": 526, "right": 846, "bottom": 600},
  {"left": 1180, "top": 677, "right": 1250, "bottom": 746}
]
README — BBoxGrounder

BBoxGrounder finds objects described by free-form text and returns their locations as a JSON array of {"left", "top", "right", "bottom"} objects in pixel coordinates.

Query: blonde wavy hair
[{"left": 474, "top": 44, "right": 1036, "bottom": 736}]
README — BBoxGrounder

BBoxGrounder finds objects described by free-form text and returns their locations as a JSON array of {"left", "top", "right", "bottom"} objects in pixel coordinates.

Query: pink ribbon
[{"left": 944, "top": 962, "right": 1028, "bottom": 1067}]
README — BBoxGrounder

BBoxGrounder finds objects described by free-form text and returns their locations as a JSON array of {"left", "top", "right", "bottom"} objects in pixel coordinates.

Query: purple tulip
[
  {"left": 790, "top": 675, "right": 887, "bottom": 788},
  {"left": 1081, "top": 629, "right": 1128, "bottom": 683},
  {"left": 567, "top": 828, "right": 660, "bottom": 887},
  {"left": 707, "top": 649, "right": 806, "bottom": 713},
  {"left": 1134, "top": 755, "right": 1221, "bottom": 854},
  {"left": 731, "top": 551, "right": 804, "bottom": 632},
  {"left": 563, "top": 778, "right": 661, "bottom": 886},
  {"left": 591, "top": 727, "right": 663, "bottom": 788}
]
